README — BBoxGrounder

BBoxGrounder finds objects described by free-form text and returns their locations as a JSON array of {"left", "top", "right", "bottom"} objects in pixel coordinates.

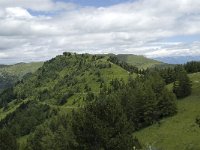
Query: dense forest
[{"left": 0, "top": 53, "right": 199, "bottom": 150}]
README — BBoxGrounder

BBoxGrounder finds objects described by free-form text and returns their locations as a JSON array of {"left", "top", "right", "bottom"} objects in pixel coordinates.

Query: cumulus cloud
[{"left": 0, "top": 0, "right": 200, "bottom": 63}]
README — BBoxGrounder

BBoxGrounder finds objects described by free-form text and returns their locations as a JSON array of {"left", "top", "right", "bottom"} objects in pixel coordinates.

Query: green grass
[
  {"left": 134, "top": 72, "right": 200, "bottom": 150},
  {"left": 0, "top": 62, "right": 43, "bottom": 78},
  {"left": 0, "top": 99, "right": 30, "bottom": 121},
  {"left": 115, "top": 54, "right": 163, "bottom": 69},
  {"left": 64, "top": 61, "right": 136, "bottom": 107},
  {"left": 0, "top": 62, "right": 44, "bottom": 92}
]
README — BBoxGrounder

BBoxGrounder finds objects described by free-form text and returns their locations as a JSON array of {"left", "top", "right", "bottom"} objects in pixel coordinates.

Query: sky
[{"left": 0, "top": 0, "right": 200, "bottom": 64}]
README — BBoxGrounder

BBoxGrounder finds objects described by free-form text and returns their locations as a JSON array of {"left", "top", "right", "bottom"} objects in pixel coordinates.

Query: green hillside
[
  {"left": 0, "top": 53, "right": 140, "bottom": 150},
  {"left": 1, "top": 53, "right": 195, "bottom": 150},
  {"left": 115, "top": 54, "right": 163, "bottom": 69},
  {"left": 135, "top": 72, "right": 200, "bottom": 150},
  {"left": 0, "top": 62, "right": 44, "bottom": 77},
  {"left": 0, "top": 53, "right": 135, "bottom": 120},
  {"left": 0, "top": 62, "right": 43, "bottom": 92}
]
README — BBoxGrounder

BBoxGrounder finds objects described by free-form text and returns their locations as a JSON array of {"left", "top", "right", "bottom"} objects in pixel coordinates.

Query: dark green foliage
[
  {"left": 85, "top": 92, "right": 95, "bottom": 102},
  {"left": 108, "top": 56, "right": 139, "bottom": 73},
  {"left": 0, "top": 87, "right": 16, "bottom": 108},
  {"left": 155, "top": 67, "right": 176, "bottom": 84},
  {"left": 157, "top": 89, "right": 177, "bottom": 117},
  {"left": 152, "top": 61, "right": 200, "bottom": 85},
  {"left": 184, "top": 61, "right": 200, "bottom": 73},
  {"left": 0, "top": 53, "right": 180, "bottom": 149},
  {"left": 121, "top": 75, "right": 176, "bottom": 129},
  {"left": 0, "top": 128, "right": 18, "bottom": 150},
  {"left": 58, "top": 92, "right": 74, "bottom": 105},
  {"left": 70, "top": 72, "right": 176, "bottom": 149},
  {"left": 72, "top": 95, "right": 135, "bottom": 150},
  {"left": 196, "top": 116, "right": 200, "bottom": 127},
  {"left": 0, "top": 72, "right": 18, "bottom": 93},
  {"left": 26, "top": 115, "right": 76, "bottom": 150},
  {"left": 0, "top": 101, "right": 57, "bottom": 137},
  {"left": 147, "top": 64, "right": 193, "bottom": 100},
  {"left": 173, "top": 66, "right": 192, "bottom": 99},
  {"left": 0, "top": 62, "right": 43, "bottom": 92},
  {"left": 9, "top": 53, "right": 115, "bottom": 106}
]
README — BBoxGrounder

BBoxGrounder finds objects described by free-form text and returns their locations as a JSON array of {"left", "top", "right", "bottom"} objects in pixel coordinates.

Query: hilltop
[
  {"left": 0, "top": 53, "right": 141, "bottom": 150},
  {"left": 0, "top": 52, "right": 198, "bottom": 150},
  {"left": 0, "top": 53, "right": 135, "bottom": 119}
]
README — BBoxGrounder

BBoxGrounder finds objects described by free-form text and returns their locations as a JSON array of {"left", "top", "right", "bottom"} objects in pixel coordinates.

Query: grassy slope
[
  {"left": 0, "top": 56, "right": 135, "bottom": 119},
  {"left": 135, "top": 72, "right": 200, "bottom": 150},
  {"left": 14, "top": 56, "right": 136, "bottom": 148},
  {"left": 115, "top": 54, "right": 163, "bottom": 69},
  {"left": 0, "top": 62, "right": 43, "bottom": 78},
  {"left": 0, "top": 62, "right": 44, "bottom": 92},
  {"left": 64, "top": 58, "right": 136, "bottom": 107}
]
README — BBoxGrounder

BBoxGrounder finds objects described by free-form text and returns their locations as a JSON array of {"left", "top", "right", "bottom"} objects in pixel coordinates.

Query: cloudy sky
[{"left": 0, "top": 0, "right": 200, "bottom": 64}]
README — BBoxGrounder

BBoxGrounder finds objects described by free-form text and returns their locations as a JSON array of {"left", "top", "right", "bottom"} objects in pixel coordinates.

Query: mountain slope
[
  {"left": 134, "top": 72, "right": 200, "bottom": 149},
  {"left": 115, "top": 54, "right": 164, "bottom": 69},
  {"left": 0, "top": 53, "right": 136, "bottom": 120},
  {"left": 0, "top": 62, "right": 43, "bottom": 92},
  {"left": 0, "top": 53, "right": 138, "bottom": 150}
]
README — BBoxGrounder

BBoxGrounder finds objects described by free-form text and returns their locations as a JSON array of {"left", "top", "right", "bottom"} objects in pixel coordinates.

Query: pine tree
[
  {"left": 173, "top": 66, "right": 192, "bottom": 99},
  {"left": 0, "top": 129, "right": 18, "bottom": 150},
  {"left": 72, "top": 95, "right": 134, "bottom": 150}
]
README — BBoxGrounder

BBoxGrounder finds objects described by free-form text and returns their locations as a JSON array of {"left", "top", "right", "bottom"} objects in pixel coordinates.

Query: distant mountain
[
  {"left": 0, "top": 62, "right": 43, "bottom": 92},
  {"left": 154, "top": 56, "right": 200, "bottom": 64}
]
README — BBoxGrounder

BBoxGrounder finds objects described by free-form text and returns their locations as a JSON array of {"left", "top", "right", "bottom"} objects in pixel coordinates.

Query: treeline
[
  {"left": 108, "top": 56, "right": 139, "bottom": 73},
  {"left": 184, "top": 61, "right": 200, "bottom": 73},
  {"left": 24, "top": 72, "right": 177, "bottom": 150},
  {"left": 146, "top": 65, "right": 193, "bottom": 99},
  {"left": 0, "top": 101, "right": 58, "bottom": 137},
  {"left": 0, "top": 72, "right": 18, "bottom": 93},
  {"left": 152, "top": 61, "right": 200, "bottom": 85},
  {"left": 0, "top": 54, "right": 197, "bottom": 149},
  {"left": 0, "top": 53, "right": 112, "bottom": 109}
]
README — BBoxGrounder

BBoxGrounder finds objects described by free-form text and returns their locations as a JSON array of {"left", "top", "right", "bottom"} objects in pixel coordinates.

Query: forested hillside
[
  {"left": 0, "top": 62, "right": 43, "bottom": 92},
  {"left": 135, "top": 72, "right": 200, "bottom": 149},
  {"left": 0, "top": 53, "right": 199, "bottom": 150}
]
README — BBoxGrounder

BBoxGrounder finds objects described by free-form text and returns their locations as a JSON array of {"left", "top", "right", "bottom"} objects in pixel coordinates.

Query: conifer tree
[{"left": 173, "top": 66, "right": 192, "bottom": 98}]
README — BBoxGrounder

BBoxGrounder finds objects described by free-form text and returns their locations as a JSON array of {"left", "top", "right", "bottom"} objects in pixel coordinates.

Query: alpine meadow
[{"left": 0, "top": 0, "right": 200, "bottom": 150}]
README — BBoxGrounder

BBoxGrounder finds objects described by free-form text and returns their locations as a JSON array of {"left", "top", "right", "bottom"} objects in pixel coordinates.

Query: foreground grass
[{"left": 135, "top": 72, "right": 200, "bottom": 150}]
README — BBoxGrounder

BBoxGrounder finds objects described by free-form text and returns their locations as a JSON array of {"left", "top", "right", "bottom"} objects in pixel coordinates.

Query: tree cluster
[
  {"left": 108, "top": 56, "right": 139, "bottom": 73},
  {"left": 25, "top": 72, "right": 177, "bottom": 150},
  {"left": 184, "top": 61, "right": 200, "bottom": 73}
]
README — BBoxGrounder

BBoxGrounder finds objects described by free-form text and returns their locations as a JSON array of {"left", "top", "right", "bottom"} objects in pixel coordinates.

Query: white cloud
[
  {"left": 0, "top": 0, "right": 76, "bottom": 11},
  {"left": 0, "top": 0, "right": 200, "bottom": 63},
  {"left": 0, "top": 52, "right": 8, "bottom": 58},
  {"left": 6, "top": 7, "right": 33, "bottom": 19}
]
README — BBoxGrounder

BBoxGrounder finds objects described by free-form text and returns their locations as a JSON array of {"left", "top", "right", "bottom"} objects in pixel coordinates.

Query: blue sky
[
  {"left": 164, "top": 35, "right": 200, "bottom": 43},
  {"left": 54, "top": 0, "right": 132, "bottom": 7},
  {"left": 29, "top": 0, "right": 133, "bottom": 16}
]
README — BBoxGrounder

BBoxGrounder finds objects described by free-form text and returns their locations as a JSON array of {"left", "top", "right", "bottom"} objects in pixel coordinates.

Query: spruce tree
[
  {"left": 173, "top": 66, "right": 192, "bottom": 99},
  {"left": 0, "top": 129, "right": 18, "bottom": 150}
]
